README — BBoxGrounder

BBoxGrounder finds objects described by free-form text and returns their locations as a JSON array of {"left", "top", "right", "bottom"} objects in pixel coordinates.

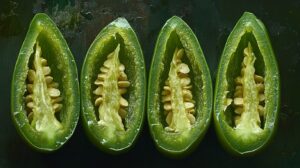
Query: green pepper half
[
  {"left": 11, "top": 13, "right": 80, "bottom": 152},
  {"left": 81, "top": 18, "right": 146, "bottom": 154},
  {"left": 214, "top": 12, "right": 280, "bottom": 156},
  {"left": 147, "top": 16, "right": 213, "bottom": 157}
]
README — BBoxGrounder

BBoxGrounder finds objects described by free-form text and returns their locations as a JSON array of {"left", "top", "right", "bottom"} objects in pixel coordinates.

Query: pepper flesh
[
  {"left": 11, "top": 13, "right": 80, "bottom": 152},
  {"left": 214, "top": 12, "right": 279, "bottom": 156},
  {"left": 147, "top": 16, "right": 212, "bottom": 157},
  {"left": 81, "top": 17, "right": 146, "bottom": 154}
]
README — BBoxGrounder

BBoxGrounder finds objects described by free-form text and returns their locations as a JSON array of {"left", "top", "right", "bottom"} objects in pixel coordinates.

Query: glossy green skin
[
  {"left": 81, "top": 18, "right": 146, "bottom": 154},
  {"left": 147, "top": 16, "right": 213, "bottom": 157},
  {"left": 11, "top": 13, "right": 80, "bottom": 152},
  {"left": 214, "top": 12, "right": 280, "bottom": 156}
]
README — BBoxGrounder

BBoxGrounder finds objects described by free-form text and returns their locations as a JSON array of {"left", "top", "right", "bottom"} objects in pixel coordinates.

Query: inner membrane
[
  {"left": 25, "top": 42, "right": 63, "bottom": 133},
  {"left": 162, "top": 48, "right": 195, "bottom": 133},
  {"left": 225, "top": 42, "right": 265, "bottom": 133},
  {"left": 93, "top": 44, "right": 130, "bottom": 132}
]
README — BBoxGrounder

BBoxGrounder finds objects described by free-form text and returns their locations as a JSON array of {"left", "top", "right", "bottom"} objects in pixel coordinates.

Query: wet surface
[{"left": 1, "top": 0, "right": 300, "bottom": 167}]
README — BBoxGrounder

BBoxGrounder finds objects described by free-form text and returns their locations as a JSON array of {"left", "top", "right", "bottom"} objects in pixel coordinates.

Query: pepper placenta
[
  {"left": 11, "top": 13, "right": 80, "bottom": 151},
  {"left": 214, "top": 12, "right": 280, "bottom": 155},
  {"left": 147, "top": 16, "right": 213, "bottom": 157},
  {"left": 81, "top": 18, "right": 146, "bottom": 153}
]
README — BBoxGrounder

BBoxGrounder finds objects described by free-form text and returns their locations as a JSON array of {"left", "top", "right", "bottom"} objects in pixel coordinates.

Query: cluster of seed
[
  {"left": 226, "top": 45, "right": 265, "bottom": 127},
  {"left": 25, "top": 43, "right": 62, "bottom": 123},
  {"left": 93, "top": 52, "right": 130, "bottom": 120},
  {"left": 162, "top": 48, "right": 195, "bottom": 131}
]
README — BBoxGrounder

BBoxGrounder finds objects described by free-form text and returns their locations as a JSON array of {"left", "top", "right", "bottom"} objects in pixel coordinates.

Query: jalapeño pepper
[
  {"left": 214, "top": 12, "right": 280, "bottom": 155},
  {"left": 147, "top": 16, "right": 213, "bottom": 157},
  {"left": 81, "top": 18, "right": 146, "bottom": 154},
  {"left": 11, "top": 13, "right": 80, "bottom": 151}
]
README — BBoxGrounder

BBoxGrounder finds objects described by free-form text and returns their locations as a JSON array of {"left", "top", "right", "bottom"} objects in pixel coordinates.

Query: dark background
[{"left": 1, "top": 0, "right": 300, "bottom": 167}]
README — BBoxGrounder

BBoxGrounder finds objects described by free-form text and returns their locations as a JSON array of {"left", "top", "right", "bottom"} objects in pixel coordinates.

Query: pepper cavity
[
  {"left": 93, "top": 44, "right": 130, "bottom": 131},
  {"left": 225, "top": 42, "right": 265, "bottom": 132},
  {"left": 162, "top": 48, "right": 195, "bottom": 132},
  {"left": 25, "top": 42, "right": 62, "bottom": 133}
]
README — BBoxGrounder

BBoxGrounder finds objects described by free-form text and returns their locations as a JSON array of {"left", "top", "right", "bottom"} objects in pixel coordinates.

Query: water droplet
[
  {"left": 56, "top": 141, "right": 64, "bottom": 146},
  {"left": 87, "top": 120, "right": 93, "bottom": 126},
  {"left": 64, "top": 134, "right": 71, "bottom": 140},
  {"left": 150, "top": 123, "right": 160, "bottom": 128},
  {"left": 18, "top": 121, "right": 25, "bottom": 128},
  {"left": 101, "top": 139, "right": 107, "bottom": 144}
]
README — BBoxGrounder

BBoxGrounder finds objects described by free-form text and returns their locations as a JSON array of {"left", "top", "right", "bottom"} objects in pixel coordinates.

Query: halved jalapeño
[
  {"left": 147, "top": 16, "right": 213, "bottom": 157},
  {"left": 214, "top": 12, "right": 280, "bottom": 155},
  {"left": 11, "top": 13, "right": 80, "bottom": 151},
  {"left": 81, "top": 18, "right": 146, "bottom": 154}
]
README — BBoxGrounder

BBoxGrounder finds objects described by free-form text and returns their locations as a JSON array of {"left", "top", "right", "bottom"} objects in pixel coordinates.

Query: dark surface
[{"left": 0, "top": 0, "right": 300, "bottom": 167}]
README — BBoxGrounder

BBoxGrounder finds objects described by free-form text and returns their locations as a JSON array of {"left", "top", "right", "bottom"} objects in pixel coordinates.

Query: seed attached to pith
[
  {"left": 25, "top": 42, "right": 63, "bottom": 124},
  {"left": 162, "top": 48, "right": 196, "bottom": 132},
  {"left": 93, "top": 44, "right": 130, "bottom": 131},
  {"left": 225, "top": 43, "right": 265, "bottom": 129}
]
